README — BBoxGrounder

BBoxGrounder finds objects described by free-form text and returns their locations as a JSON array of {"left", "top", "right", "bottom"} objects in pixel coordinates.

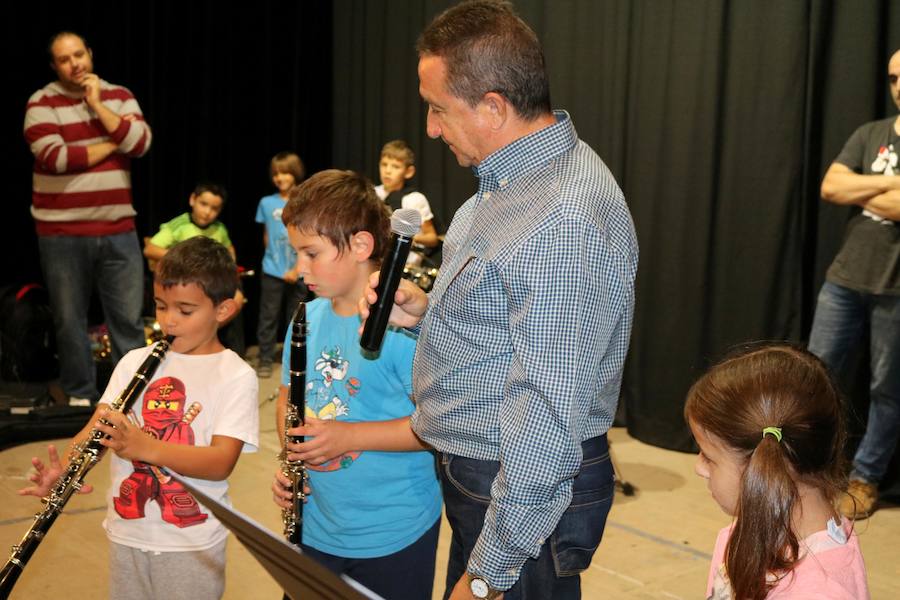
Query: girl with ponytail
[{"left": 685, "top": 344, "right": 869, "bottom": 599}]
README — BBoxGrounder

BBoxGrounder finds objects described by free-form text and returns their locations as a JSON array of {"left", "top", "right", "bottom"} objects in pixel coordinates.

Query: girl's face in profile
[{"left": 690, "top": 420, "right": 745, "bottom": 516}]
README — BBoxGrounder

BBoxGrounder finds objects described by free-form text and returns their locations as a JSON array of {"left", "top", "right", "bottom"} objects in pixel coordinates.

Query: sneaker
[
  {"left": 68, "top": 396, "right": 93, "bottom": 407},
  {"left": 256, "top": 361, "right": 273, "bottom": 378},
  {"left": 838, "top": 479, "right": 878, "bottom": 520}
]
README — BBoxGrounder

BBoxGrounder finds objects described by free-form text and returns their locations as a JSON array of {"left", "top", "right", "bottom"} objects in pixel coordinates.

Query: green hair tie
[{"left": 762, "top": 426, "right": 783, "bottom": 443}]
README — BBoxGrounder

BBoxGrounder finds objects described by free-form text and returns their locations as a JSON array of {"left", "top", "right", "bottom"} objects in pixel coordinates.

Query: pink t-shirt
[{"left": 706, "top": 518, "right": 869, "bottom": 599}]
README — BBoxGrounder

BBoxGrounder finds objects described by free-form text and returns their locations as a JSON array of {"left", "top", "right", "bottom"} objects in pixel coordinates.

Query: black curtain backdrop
[
  {"left": 5, "top": 2, "right": 900, "bottom": 453},
  {"left": 330, "top": 0, "right": 900, "bottom": 452}
]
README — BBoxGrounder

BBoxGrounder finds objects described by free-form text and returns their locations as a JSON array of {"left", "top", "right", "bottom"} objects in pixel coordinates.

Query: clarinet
[
  {"left": 0, "top": 336, "right": 173, "bottom": 597},
  {"left": 280, "top": 302, "right": 308, "bottom": 545}
]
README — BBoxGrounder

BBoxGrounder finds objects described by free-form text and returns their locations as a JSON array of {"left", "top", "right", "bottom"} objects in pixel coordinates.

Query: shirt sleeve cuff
[
  {"left": 67, "top": 145, "right": 89, "bottom": 171},
  {"left": 467, "top": 529, "right": 530, "bottom": 591},
  {"left": 109, "top": 118, "right": 131, "bottom": 145}
]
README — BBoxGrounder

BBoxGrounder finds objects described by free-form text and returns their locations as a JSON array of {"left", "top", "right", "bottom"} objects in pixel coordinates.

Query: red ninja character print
[{"left": 113, "top": 376, "right": 208, "bottom": 528}]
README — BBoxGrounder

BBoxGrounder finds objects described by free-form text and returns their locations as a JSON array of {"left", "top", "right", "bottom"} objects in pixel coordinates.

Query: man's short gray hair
[{"left": 417, "top": 0, "right": 551, "bottom": 121}]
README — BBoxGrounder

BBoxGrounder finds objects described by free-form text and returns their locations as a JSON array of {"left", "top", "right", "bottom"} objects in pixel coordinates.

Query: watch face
[{"left": 470, "top": 577, "right": 489, "bottom": 598}]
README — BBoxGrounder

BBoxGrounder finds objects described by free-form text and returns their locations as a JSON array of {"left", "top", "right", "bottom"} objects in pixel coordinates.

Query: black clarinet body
[
  {"left": 0, "top": 336, "right": 173, "bottom": 597},
  {"left": 281, "top": 302, "right": 308, "bottom": 546}
]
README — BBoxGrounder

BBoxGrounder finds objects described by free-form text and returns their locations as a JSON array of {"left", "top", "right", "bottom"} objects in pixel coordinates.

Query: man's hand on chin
[{"left": 80, "top": 73, "right": 102, "bottom": 107}]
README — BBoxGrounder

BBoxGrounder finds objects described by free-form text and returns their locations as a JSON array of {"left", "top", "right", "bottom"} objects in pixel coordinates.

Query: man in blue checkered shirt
[{"left": 361, "top": 2, "right": 638, "bottom": 598}]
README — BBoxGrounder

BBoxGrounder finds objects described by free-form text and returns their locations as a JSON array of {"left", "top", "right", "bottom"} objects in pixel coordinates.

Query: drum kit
[
  {"left": 402, "top": 249, "right": 440, "bottom": 292},
  {"left": 88, "top": 318, "right": 167, "bottom": 363}
]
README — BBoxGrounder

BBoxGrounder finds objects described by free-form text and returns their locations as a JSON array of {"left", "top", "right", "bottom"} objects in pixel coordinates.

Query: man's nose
[{"left": 426, "top": 110, "right": 441, "bottom": 139}]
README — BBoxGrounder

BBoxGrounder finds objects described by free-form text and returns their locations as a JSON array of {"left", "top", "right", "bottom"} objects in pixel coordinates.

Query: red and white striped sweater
[{"left": 24, "top": 79, "right": 152, "bottom": 236}]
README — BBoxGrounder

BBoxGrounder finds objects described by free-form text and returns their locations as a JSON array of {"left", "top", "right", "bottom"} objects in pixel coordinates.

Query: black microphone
[{"left": 360, "top": 208, "right": 422, "bottom": 352}]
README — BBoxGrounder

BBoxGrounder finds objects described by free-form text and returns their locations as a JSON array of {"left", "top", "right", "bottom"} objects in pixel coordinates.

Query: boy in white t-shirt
[
  {"left": 374, "top": 139, "right": 440, "bottom": 248},
  {"left": 20, "top": 236, "right": 259, "bottom": 599}
]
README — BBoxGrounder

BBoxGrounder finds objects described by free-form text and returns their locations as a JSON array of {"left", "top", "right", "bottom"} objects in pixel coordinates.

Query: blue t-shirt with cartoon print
[
  {"left": 256, "top": 192, "right": 296, "bottom": 278},
  {"left": 281, "top": 298, "right": 441, "bottom": 558}
]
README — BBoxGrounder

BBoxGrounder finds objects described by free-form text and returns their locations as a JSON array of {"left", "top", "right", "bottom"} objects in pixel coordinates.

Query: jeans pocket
[
  {"left": 550, "top": 451, "right": 614, "bottom": 577},
  {"left": 442, "top": 454, "right": 498, "bottom": 504}
]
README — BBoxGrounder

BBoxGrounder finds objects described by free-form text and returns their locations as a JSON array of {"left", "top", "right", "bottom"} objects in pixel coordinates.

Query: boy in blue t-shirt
[
  {"left": 271, "top": 170, "right": 441, "bottom": 600},
  {"left": 255, "top": 152, "right": 309, "bottom": 377}
]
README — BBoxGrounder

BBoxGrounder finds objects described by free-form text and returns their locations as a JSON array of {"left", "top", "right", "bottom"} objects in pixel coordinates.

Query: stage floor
[{"left": 1, "top": 360, "right": 898, "bottom": 599}]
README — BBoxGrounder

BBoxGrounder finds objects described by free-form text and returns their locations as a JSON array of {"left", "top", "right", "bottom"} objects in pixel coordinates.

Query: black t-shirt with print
[{"left": 827, "top": 116, "right": 900, "bottom": 295}]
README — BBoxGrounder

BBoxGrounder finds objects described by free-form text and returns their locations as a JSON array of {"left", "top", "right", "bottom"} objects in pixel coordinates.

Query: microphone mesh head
[{"left": 390, "top": 208, "right": 422, "bottom": 237}]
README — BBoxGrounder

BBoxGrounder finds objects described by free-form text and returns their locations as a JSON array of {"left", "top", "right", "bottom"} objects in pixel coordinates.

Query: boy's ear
[
  {"left": 188, "top": 193, "right": 198, "bottom": 208},
  {"left": 349, "top": 231, "right": 376, "bottom": 262},
  {"left": 404, "top": 165, "right": 416, "bottom": 180},
  {"left": 214, "top": 297, "right": 239, "bottom": 325}
]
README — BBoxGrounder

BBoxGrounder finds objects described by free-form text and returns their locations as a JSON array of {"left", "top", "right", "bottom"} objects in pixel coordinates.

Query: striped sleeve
[
  {"left": 105, "top": 84, "right": 152, "bottom": 157},
  {"left": 24, "top": 92, "right": 88, "bottom": 173}
]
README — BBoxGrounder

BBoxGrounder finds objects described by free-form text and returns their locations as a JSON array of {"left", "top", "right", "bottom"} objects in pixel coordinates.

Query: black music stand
[{"left": 170, "top": 473, "right": 384, "bottom": 600}]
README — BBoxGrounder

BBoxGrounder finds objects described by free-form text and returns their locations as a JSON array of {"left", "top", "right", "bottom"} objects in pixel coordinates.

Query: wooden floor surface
[{"left": 1, "top": 364, "right": 897, "bottom": 599}]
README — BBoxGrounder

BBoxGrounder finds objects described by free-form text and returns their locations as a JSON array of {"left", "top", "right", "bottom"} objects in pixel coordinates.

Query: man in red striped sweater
[{"left": 24, "top": 31, "right": 152, "bottom": 405}]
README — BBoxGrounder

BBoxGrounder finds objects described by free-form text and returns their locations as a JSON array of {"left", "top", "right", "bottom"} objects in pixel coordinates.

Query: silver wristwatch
[{"left": 467, "top": 573, "right": 502, "bottom": 600}]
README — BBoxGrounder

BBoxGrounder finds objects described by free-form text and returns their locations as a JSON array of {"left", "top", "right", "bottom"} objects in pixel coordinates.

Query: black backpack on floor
[{"left": 0, "top": 284, "right": 59, "bottom": 382}]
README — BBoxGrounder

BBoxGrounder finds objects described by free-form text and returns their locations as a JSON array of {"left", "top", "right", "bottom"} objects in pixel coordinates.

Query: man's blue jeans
[
  {"left": 808, "top": 281, "right": 900, "bottom": 484},
  {"left": 38, "top": 232, "right": 145, "bottom": 400},
  {"left": 438, "top": 435, "right": 614, "bottom": 600}
]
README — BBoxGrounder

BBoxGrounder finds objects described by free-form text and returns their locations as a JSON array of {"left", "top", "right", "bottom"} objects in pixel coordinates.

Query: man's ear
[
  {"left": 349, "top": 231, "right": 376, "bottom": 262},
  {"left": 215, "top": 298, "right": 239, "bottom": 325},
  {"left": 404, "top": 165, "right": 416, "bottom": 181},
  {"left": 481, "top": 92, "right": 508, "bottom": 130}
]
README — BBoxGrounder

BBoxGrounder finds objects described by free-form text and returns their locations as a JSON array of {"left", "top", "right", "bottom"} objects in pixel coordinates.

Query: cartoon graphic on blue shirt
[
  {"left": 306, "top": 345, "right": 362, "bottom": 471},
  {"left": 279, "top": 298, "right": 441, "bottom": 558}
]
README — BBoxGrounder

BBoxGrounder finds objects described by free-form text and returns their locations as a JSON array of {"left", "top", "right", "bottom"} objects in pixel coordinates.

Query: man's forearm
[
  {"left": 821, "top": 169, "right": 900, "bottom": 205},
  {"left": 85, "top": 141, "right": 118, "bottom": 168},
  {"left": 82, "top": 78, "right": 150, "bottom": 157},
  {"left": 862, "top": 189, "right": 900, "bottom": 220},
  {"left": 88, "top": 98, "right": 123, "bottom": 137}
]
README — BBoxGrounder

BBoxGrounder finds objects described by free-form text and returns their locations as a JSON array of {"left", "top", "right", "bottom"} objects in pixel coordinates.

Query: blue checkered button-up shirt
[{"left": 410, "top": 111, "right": 638, "bottom": 590}]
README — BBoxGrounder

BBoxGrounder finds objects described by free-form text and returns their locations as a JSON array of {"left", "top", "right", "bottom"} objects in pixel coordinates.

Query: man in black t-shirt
[{"left": 809, "top": 49, "right": 900, "bottom": 520}]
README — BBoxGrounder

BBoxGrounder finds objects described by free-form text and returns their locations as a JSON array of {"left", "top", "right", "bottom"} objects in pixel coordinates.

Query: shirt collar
[{"left": 473, "top": 110, "right": 576, "bottom": 191}]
